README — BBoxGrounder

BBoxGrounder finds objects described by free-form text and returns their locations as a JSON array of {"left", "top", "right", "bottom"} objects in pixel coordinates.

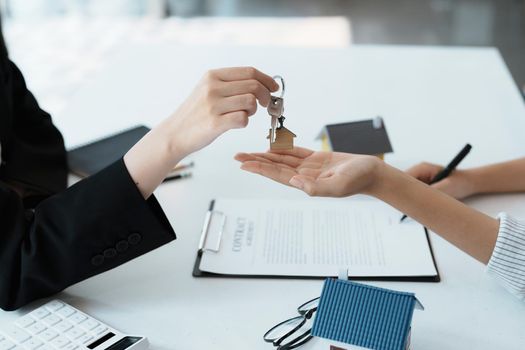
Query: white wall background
[{"left": 0, "top": 0, "right": 243, "bottom": 18}]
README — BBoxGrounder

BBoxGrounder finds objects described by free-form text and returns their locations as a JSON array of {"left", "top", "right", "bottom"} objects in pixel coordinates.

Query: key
[
  {"left": 30, "top": 308, "right": 50, "bottom": 320},
  {"left": 54, "top": 321, "right": 73, "bottom": 333},
  {"left": 92, "top": 325, "right": 107, "bottom": 335},
  {"left": 57, "top": 307, "right": 75, "bottom": 318},
  {"left": 3, "top": 326, "right": 30, "bottom": 343},
  {"left": 22, "top": 338, "right": 43, "bottom": 350},
  {"left": 267, "top": 96, "right": 283, "bottom": 143},
  {"left": 0, "top": 340, "right": 16, "bottom": 350},
  {"left": 63, "top": 345, "right": 79, "bottom": 350},
  {"left": 45, "top": 301, "right": 65, "bottom": 312},
  {"left": 68, "top": 313, "right": 87, "bottom": 324},
  {"left": 78, "top": 334, "right": 93, "bottom": 344},
  {"left": 40, "top": 329, "right": 58, "bottom": 342},
  {"left": 26, "top": 322, "right": 46, "bottom": 335},
  {"left": 81, "top": 319, "right": 99, "bottom": 331},
  {"left": 65, "top": 327, "right": 85, "bottom": 340},
  {"left": 268, "top": 96, "right": 284, "bottom": 118},
  {"left": 42, "top": 315, "right": 61, "bottom": 326},
  {"left": 15, "top": 316, "right": 35, "bottom": 328},
  {"left": 267, "top": 75, "right": 285, "bottom": 143},
  {"left": 50, "top": 336, "right": 70, "bottom": 348}
]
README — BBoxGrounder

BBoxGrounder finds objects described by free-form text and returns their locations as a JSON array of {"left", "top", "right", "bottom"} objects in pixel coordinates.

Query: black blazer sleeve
[
  {"left": 0, "top": 158, "right": 176, "bottom": 311},
  {"left": 0, "top": 58, "right": 67, "bottom": 195}
]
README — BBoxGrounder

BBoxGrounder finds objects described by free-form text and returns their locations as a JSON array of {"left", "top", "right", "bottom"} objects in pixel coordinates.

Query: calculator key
[
  {"left": 92, "top": 325, "right": 107, "bottom": 335},
  {"left": 26, "top": 322, "right": 46, "bottom": 335},
  {"left": 22, "top": 338, "right": 43, "bottom": 350},
  {"left": 30, "top": 308, "right": 50, "bottom": 320},
  {"left": 65, "top": 327, "right": 85, "bottom": 340},
  {"left": 78, "top": 334, "right": 93, "bottom": 344},
  {"left": 40, "top": 329, "right": 58, "bottom": 342},
  {"left": 51, "top": 336, "right": 70, "bottom": 348},
  {"left": 3, "top": 326, "right": 30, "bottom": 343},
  {"left": 0, "top": 340, "right": 16, "bottom": 350},
  {"left": 42, "top": 315, "right": 61, "bottom": 326},
  {"left": 57, "top": 307, "right": 75, "bottom": 318},
  {"left": 81, "top": 319, "right": 99, "bottom": 331},
  {"left": 68, "top": 313, "right": 87, "bottom": 324},
  {"left": 63, "top": 345, "right": 78, "bottom": 350},
  {"left": 45, "top": 300, "right": 65, "bottom": 312},
  {"left": 44, "top": 300, "right": 66, "bottom": 312},
  {"left": 54, "top": 321, "right": 73, "bottom": 333},
  {"left": 15, "top": 316, "right": 35, "bottom": 329}
]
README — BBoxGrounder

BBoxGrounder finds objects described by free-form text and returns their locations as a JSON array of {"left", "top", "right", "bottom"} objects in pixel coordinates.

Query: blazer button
[
  {"left": 116, "top": 240, "right": 129, "bottom": 252},
  {"left": 103, "top": 248, "right": 117, "bottom": 259},
  {"left": 128, "top": 232, "right": 142, "bottom": 245},
  {"left": 91, "top": 255, "right": 104, "bottom": 266}
]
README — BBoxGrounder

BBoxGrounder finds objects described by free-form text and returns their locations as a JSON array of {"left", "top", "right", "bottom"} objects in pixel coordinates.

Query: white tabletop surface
[{"left": 2, "top": 44, "right": 525, "bottom": 349}]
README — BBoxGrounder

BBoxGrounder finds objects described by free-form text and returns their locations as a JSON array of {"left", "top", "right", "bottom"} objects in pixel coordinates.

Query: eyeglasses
[{"left": 263, "top": 297, "right": 320, "bottom": 350}]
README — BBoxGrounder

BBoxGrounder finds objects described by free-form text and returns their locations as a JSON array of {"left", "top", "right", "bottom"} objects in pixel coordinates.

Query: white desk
[{"left": 3, "top": 45, "right": 525, "bottom": 349}]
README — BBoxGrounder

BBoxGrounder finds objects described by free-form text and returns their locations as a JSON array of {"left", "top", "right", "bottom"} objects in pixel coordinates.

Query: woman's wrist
[
  {"left": 364, "top": 160, "right": 428, "bottom": 209},
  {"left": 363, "top": 158, "right": 397, "bottom": 199},
  {"left": 123, "top": 119, "right": 186, "bottom": 199},
  {"left": 461, "top": 168, "right": 485, "bottom": 197},
  {"left": 159, "top": 114, "right": 189, "bottom": 164}
]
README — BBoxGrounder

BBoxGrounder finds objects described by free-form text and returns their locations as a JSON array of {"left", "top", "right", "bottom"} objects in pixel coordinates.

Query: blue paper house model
[{"left": 312, "top": 279, "right": 424, "bottom": 350}]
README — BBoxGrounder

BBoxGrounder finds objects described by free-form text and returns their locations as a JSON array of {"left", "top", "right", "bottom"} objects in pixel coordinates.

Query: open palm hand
[{"left": 234, "top": 147, "right": 381, "bottom": 197}]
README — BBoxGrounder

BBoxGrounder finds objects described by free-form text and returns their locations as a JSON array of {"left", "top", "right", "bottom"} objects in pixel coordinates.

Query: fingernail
[{"left": 290, "top": 177, "right": 304, "bottom": 189}]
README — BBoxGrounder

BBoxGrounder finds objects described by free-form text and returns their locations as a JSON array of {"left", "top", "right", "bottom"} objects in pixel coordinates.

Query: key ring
[{"left": 273, "top": 75, "right": 285, "bottom": 98}]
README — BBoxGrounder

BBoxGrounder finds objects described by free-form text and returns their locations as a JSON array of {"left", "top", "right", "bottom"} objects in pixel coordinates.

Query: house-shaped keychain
[{"left": 267, "top": 116, "right": 296, "bottom": 150}]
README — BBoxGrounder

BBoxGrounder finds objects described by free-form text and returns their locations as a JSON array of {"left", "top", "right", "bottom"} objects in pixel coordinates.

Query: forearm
[
  {"left": 124, "top": 117, "right": 184, "bottom": 199},
  {"left": 468, "top": 157, "right": 525, "bottom": 194},
  {"left": 370, "top": 162, "right": 499, "bottom": 263},
  {"left": 124, "top": 67, "right": 277, "bottom": 199}
]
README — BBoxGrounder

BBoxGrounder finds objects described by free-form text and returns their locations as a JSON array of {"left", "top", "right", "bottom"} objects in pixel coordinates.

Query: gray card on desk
[{"left": 67, "top": 125, "right": 150, "bottom": 177}]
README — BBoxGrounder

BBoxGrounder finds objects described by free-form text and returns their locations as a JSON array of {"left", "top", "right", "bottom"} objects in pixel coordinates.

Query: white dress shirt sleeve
[{"left": 487, "top": 213, "right": 525, "bottom": 300}]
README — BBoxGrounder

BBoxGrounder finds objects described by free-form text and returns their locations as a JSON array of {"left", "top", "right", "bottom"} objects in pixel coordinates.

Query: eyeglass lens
[
  {"left": 277, "top": 317, "right": 314, "bottom": 349},
  {"left": 264, "top": 297, "right": 320, "bottom": 349},
  {"left": 297, "top": 297, "right": 320, "bottom": 315},
  {"left": 264, "top": 316, "right": 305, "bottom": 342}
]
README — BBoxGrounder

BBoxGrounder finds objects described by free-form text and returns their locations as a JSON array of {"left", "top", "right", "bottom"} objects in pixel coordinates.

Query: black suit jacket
[{"left": 0, "top": 27, "right": 176, "bottom": 310}]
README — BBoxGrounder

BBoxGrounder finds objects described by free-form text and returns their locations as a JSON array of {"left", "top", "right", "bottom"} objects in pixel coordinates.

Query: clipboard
[{"left": 193, "top": 200, "right": 440, "bottom": 282}]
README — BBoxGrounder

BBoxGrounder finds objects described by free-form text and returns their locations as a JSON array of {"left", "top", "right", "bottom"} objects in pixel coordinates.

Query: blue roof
[{"left": 311, "top": 279, "right": 419, "bottom": 350}]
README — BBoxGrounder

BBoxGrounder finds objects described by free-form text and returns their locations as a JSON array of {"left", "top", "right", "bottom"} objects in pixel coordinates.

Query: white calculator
[{"left": 0, "top": 300, "right": 149, "bottom": 350}]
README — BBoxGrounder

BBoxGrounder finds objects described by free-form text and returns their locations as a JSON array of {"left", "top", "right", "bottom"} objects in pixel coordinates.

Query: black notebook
[{"left": 68, "top": 125, "right": 150, "bottom": 177}]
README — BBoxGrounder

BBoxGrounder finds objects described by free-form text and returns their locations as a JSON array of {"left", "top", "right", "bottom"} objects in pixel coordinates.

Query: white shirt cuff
[{"left": 486, "top": 213, "right": 525, "bottom": 300}]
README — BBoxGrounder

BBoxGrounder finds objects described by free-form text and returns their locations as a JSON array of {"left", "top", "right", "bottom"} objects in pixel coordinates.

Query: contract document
[{"left": 193, "top": 198, "right": 439, "bottom": 281}]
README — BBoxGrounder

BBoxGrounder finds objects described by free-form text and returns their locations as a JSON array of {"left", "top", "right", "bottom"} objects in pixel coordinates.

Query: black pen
[
  {"left": 163, "top": 172, "right": 192, "bottom": 183},
  {"left": 400, "top": 143, "right": 472, "bottom": 222}
]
